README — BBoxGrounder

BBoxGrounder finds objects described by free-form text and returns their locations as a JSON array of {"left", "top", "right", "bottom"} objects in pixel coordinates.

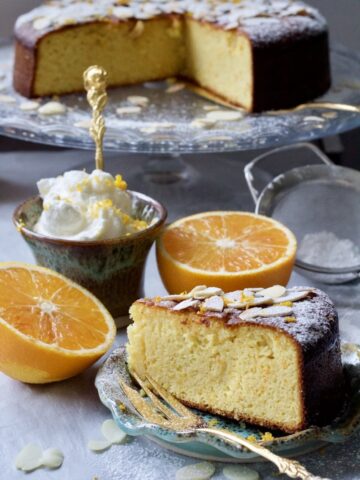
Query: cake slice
[{"left": 127, "top": 285, "right": 344, "bottom": 433}]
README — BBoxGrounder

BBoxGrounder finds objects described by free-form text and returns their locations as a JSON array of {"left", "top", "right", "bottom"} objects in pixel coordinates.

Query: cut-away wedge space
[
  {"left": 0, "top": 262, "right": 116, "bottom": 384},
  {"left": 156, "top": 212, "right": 297, "bottom": 293}
]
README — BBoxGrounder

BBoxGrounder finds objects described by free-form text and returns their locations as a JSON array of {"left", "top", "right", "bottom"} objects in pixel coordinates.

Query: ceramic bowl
[
  {"left": 13, "top": 191, "right": 167, "bottom": 322},
  {"left": 95, "top": 343, "right": 360, "bottom": 462}
]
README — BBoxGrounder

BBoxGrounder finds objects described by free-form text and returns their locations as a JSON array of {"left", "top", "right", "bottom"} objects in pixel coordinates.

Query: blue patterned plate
[{"left": 95, "top": 343, "right": 360, "bottom": 462}]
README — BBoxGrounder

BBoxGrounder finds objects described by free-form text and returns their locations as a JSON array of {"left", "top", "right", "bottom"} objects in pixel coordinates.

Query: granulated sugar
[{"left": 298, "top": 231, "right": 360, "bottom": 268}]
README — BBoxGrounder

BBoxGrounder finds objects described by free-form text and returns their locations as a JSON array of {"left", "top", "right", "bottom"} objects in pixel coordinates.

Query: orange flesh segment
[
  {"left": 162, "top": 214, "right": 292, "bottom": 273},
  {"left": 0, "top": 267, "right": 109, "bottom": 350}
]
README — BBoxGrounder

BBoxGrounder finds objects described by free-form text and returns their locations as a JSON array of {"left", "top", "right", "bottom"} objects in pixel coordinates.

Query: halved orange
[
  {"left": 0, "top": 263, "right": 116, "bottom": 384},
  {"left": 156, "top": 211, "right": 297, "bottom": 293}
]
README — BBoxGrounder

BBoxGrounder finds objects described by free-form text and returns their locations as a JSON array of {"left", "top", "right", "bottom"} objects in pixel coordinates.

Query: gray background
[{"left": 0, "top": 2, "right": 359, "bottom": 480}]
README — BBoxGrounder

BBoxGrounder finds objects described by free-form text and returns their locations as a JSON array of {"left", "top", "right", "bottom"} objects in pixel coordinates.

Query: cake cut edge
[{"left": 127, "top": 286, "right": 345, "bottom": 433}]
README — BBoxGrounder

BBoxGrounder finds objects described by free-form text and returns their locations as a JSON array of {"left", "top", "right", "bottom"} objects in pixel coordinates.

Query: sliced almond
[
  {"left": 259, "top": 285, "right": 286, "bottom": 299},
  {"left": 173, "top": 299, "right": 200, "bottom": 311},
  {"left": 74, "top": 119, "right": 91, "bottom": 128},
  {"left": 87, "top": 439, "right": 112, "bottom": 452},
  {"left": 116, "top": 106, "right": 142, "bottom": 115},
  {"left": 38, "top": 101, "right": 66, "bottom": 115},
  {"left": 273, "top": 291, "right": 310, "bottom": 304},
  {"left": 41, "top": 448, "right": 64, "bottom": 469},
  {"left": 239, "top": 307, "right": 263, "bottom": 320},
  {"left": 224, "top": 291, "right": 242, "bottom": 302},
  {"left": 250, "top": 296, "right": 273, "bottom": 307},
  {"left": 203, "top": 295, "right": 224, "bottom": 312},
  {"left": 19, "top": 101, "right": 40, "bottom": 111},
  {"left": 227, "top": 301, "right": 248, "bottom": 309},
  {"left": 101, "top": 419, "right": 127, "bottom": 444},
  {"left": 128, "top": 20, "right": 144, "bottom": 39},
  {"left": 127, "top": 95, "right": 149, "bottom": 107},
  {"left": 166, "top": 83, "right": 186, "bottom": 94},
  {"left": 206, "top": 110, "right": 243, "bottom": 122},
  {"left": 193, "top": 287, "right": 224, "bottom": 299},
  {"left": 189, "top": 285, "right": 207, "bottom": 295},
  {"left": 0, "top": 94, "right": 16, "bottom": 104},
  {"left": 15, "top": 443, "right": 43, "bottom": 472},
  {"left": 190, "top": 118, "right": 216, "bottom": 129},
  {"left": 176, "top": 462, "right": 216, "bottom": 480},
  {"left": 258, "top": 306, "right": 293, "bottom": 317}
]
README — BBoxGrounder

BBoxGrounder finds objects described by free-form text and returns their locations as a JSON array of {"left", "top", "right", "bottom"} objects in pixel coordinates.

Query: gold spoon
[{"left": 83, "top": 65, "right": 108, "bottom": 170}]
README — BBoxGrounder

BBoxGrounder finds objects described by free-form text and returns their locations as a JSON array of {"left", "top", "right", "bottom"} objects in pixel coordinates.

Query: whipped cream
[{"left": 34, "top": 170, "right": 147, "bottom": 241}]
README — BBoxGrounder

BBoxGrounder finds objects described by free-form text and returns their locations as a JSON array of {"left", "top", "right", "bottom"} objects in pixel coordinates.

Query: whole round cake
[{"left": 13, "top": 0, "right": 331, "bottom": 112}]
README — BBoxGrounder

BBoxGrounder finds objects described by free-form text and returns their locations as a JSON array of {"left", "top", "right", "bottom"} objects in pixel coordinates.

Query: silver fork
[{"left": 120, "top": 372, "right": 328, "bottom": 480}]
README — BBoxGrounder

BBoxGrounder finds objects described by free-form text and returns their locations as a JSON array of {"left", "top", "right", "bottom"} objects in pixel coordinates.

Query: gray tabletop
[
  {"left": 1, "top": 0, "right": 360, "bottom": 477},
  {"left": 0, "top": 143, "right": 359, "bottom": 480}
]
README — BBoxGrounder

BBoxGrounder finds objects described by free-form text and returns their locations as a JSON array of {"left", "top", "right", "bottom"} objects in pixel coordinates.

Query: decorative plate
[
  {"left": 95, "top": 343, "right": 360, "bottom": 463},
  {"left": 0, "top": 42, "right": 360, "bottom": 154}
]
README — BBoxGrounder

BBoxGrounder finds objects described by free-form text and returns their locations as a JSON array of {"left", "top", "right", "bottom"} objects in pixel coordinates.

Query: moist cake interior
[
  {"left": 32, "top": 16, "right": 253, "bottom": 110},
  {"left": 128, "top": 303, "right": 303, "bottom": 430}
]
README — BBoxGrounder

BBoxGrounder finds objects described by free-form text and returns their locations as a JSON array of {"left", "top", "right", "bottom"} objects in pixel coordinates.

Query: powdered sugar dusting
[
  {"left": 144, "top": 287, "right": 338, "bottom": 353},
  {"left": 15, "top": 0, "right": 327, "bottom": 47}
]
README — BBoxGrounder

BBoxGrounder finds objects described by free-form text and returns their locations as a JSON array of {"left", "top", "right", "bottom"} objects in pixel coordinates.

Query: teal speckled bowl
[{"left": 13, "top": 192, "right": 167, "bottom": 321}]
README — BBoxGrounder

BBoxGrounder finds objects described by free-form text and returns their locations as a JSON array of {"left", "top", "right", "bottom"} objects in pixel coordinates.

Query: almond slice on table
[
  {"left": 15, "top": 443, "right": 64, "bottom": 472},
  {"left": 162, "top": 293, "right": 192, "bottom": 301},
  {"left": 176, "top": 462, "right": 216, "bottom": 480},
  {"left": 101, "top": 419, "right": 127, "bottom": 444},
  {"left": 87, "top": 439, "right": 112, "bottom": 452},
  {"left": 15, "top": 444, "right": 43, "bottom": 472},
  {"left": 41, "top": 448, "right": 64, "bottom": 469}
]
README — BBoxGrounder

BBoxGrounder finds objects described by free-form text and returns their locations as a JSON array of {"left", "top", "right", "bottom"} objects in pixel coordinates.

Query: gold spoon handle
[
  {"left": 83, "top": 65, "right": 108, "bottom": 170},
  {"left": 201, "top": 427, "right": 329, "bottom": 480}
]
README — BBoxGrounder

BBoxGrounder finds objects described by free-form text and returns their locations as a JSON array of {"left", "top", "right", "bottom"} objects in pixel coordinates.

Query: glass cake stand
[
  {"left": 1, "top": 40, "right": 360, "bottom": 218},
  {"left": 0, "top": 41, "right": 360, "bottom": 154}
]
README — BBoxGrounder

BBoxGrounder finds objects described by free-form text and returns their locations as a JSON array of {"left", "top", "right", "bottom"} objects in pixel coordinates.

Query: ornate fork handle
[{"left": 201, "top": 427, "right": 328, "bottom": 480}]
